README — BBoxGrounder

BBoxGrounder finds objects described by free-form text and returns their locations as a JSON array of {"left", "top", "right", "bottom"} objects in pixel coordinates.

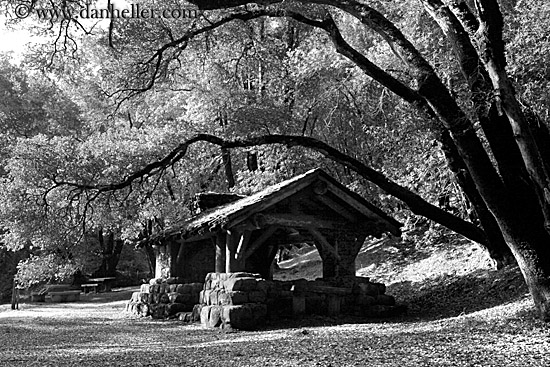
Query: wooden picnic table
[{"left": 86, "top": 277, "right": 117, "bottom": 292}]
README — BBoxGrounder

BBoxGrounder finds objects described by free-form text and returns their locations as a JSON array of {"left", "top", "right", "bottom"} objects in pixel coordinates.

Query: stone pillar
[
  {"left": 334, "top": 231, "right": 367, "bottom": 284},
  {"left": 321, "top": 254, "right": 338, "bottom": 278},
  {"left": 314, "top": 241, "right": 338, "bottom": 278}
]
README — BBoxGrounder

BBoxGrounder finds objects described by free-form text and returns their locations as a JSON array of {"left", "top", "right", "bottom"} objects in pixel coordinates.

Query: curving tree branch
[{"left": 56, "top": 133, "right": 488, "bottom": 245}]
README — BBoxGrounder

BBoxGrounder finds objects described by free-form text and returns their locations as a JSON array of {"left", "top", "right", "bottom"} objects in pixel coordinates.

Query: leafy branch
[{"left": 53, "top": 133, "right": 488, "bottom": 245}]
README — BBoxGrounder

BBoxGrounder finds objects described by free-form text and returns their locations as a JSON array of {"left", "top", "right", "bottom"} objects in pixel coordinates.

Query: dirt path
[{"left": 1, "top": 287, "right": 549, "bottom": 366}]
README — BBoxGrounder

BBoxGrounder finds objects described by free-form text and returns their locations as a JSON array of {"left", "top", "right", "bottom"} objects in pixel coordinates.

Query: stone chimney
[{"left": 194, "top": 192, "right": 245, "bottom": 213}]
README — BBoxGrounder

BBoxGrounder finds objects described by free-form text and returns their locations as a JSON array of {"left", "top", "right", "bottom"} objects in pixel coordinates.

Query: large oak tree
[
  {"left": 3, "top": 0, "right": 550, "bottom": 319},
  {"left": 182, "top": 0, "right": 550, "bottom": 320}
]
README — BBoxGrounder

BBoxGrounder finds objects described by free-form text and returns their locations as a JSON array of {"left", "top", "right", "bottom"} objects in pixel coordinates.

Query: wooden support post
[
  {"left": 174, "top": 242, "right": 186, "bottom": 277},
  {"left": 235, "top": 230, "right": 252, "bottom": 261},
  {"left": 266, "top": 244, "right": 280, "bottom": 280},
  {"left": 225, "top": 230, "right": 244, "bottom": 272},
  {"left": 215, "top": 232, "right": 226, "bottom": 273}
]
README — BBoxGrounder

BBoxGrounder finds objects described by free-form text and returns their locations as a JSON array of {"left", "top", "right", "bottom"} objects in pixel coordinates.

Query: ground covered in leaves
[{"left": 1, "top": 238, "right": 550, "bottom": 366}]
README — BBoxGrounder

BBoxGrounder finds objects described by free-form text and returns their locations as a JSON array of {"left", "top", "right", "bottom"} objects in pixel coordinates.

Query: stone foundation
[
  {"left": 197, "top": 272, "right": 268, "bottom": 330},
  {"left": 126, "top": 274, "right": 405, "bottom": 329},
  {"left": 125, "top": 277, "right": 203, "bottom": 320}
]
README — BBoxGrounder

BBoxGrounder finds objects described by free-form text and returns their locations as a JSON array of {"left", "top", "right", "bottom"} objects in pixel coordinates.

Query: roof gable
[{"left": 158, "top": 168, "right": 401, "bottom": 242}]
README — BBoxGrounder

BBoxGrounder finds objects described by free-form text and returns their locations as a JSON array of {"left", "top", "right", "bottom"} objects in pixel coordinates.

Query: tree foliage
[{"left": 2, "top": 0, "right": 550, "bottom": 319}]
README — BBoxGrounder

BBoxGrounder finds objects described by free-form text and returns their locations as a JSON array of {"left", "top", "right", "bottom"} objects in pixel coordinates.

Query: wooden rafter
[
  {"left": 324, "top": 181, "right": 379, "bottom": 220},
  {"left": 314, "top": 194, "right": 358, "bottom": 222},
  {"left": 177, "top": 232, "right": 215, "bottom": 244}
]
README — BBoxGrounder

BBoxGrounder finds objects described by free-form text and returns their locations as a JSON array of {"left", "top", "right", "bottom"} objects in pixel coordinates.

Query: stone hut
[
  {"left": 150, "top": 168, "right": 401, "bottom": 285},
  {"left": 128, "top": 169, "right": 404, "bottom": 328}
]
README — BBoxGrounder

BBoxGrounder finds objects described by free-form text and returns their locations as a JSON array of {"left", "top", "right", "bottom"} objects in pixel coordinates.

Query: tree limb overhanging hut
[{"left": 148, "top": 169, "right": 402, "bottom": 286}]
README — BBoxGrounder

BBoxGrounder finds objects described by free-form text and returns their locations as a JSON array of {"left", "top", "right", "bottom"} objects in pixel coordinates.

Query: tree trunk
[
  {"left": 10, "top": 281, "right": 19, "bottom": 310},
  {"left": 93, "top": 229, "right": 124, "bottom": 278},
  {"left": 475, "top": 0, "right": 550, "bottom": 230},
  {"left": 494, "top": 211, "right": 550, "bottom": 320},
  {"left": 141, "top": 243, "right": 156, "bottom": 278},
  {"left": 439, "top": 130, "right": 515, "bottom": 268},
  {"left": 221, "top": 148, "right": 235, "bottom": 189},
  {"left": 58, "top": 0, "right": 550, "bottom": 319}
]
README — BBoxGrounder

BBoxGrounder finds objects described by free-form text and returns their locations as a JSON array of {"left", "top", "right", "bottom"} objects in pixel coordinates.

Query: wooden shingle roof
[{"left": 151, "top": 169, "right": 401, "bottom": 245}]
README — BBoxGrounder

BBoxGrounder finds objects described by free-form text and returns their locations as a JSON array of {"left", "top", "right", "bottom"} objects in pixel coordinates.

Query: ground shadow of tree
[{"left": 388, "top": 265, "right": 529, "bottom": 320}]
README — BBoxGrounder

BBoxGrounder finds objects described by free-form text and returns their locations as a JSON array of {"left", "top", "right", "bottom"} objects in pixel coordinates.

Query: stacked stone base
[
  {"left": 126, "top": 274, "right": 405, "bottom": 329},
  {"left": 125, "top": 277, "right": 203, "bottom": 320},
  {"left": 350, "top": 277, "right": 405, "bottom": 318},
  {"left": 264, "top": 277, "right": 404, "bottom": 319},
  {"left": 197, "top": 272, "right": 268, "bottom": 330}
]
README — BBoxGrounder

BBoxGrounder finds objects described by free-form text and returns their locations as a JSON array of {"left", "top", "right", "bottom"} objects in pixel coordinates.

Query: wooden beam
[
  {"left": 313, "top": 180, "right": 328, "bottom": 195},
  {"left": 214, "top": 232, "right": 226, "bottom": 273},
  {"left": 243, "top": 225, "right": 279, "bottom": 260},
  {"left": 309, "top": 285, "right": 352, "bottom": 295},
  {"left": 306, "top": 226, "right": 341, "bottom": 261},
  {"left": 324, "top": 181, "right": 380, "bottom": 220},
  {"left": 253, "top": 213, "right": 348, "bottom": 230},
  {"left": 314, "top": 194, "right": 358, "bottom": 222},
  {"left": 226, "top": 178, "right": 316, "bottom": 228},
  {"left": 235, "top": 230, "right": 253, "bottom": 261},
  {"left": 266, "top": 244, "right": 280, "bottom": 280},
  {"left": 229, "top": 218, "right": 262, "bottom": 232},
  {"left": 176, "top": 232, "right": 215, "bottom": 244}
]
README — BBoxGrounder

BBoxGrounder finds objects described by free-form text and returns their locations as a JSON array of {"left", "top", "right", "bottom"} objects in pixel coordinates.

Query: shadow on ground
[
  {"left": 389, "top": 265, "right": 529, "bottom": 320},
  {"left": 274, "top": 236, "right": 531, "bottom": 324}
]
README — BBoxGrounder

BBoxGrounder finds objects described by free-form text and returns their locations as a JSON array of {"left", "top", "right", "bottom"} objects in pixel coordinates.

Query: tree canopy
[{"left": 1, "top": 0, "right": 550, "bottom": 319}]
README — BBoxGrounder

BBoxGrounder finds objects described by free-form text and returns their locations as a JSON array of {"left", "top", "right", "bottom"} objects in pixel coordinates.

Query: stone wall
[
  {"left": 125, "top": 277, "right": 203, "bottom": 321},
  {"left": 126, "top": 274, "right": 406, "bottom": 329},
  {"left": 197, "top": 272, "right": 269, "bottom": 330}
]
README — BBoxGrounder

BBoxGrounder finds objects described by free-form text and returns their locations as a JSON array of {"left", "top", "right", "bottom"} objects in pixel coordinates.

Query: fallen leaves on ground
[{"left": 0, "top": 288, "right": 549, "bottom": 367}]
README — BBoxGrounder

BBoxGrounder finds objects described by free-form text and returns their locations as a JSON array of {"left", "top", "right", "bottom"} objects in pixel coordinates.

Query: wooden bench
[
  {"left": 30, "top": 293, "right": 45, "bottom": 302},
  {"left": 81, "top": 283, "right": 99, "bottom": 294},
  {"left": 291, "top": 284, "right": 352, "bottom": 316},
  {"left": 49, "top": 290, "right": 81, "bottom": 303},
  {"left": 30, "top": 287, "right": 48, "bottom": 302},
  {"left": 87, "top": 277, "right": 116, "bottom": 292}
]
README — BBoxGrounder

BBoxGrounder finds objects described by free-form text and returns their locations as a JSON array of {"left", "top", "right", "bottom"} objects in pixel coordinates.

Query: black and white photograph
[{"left": 0, "top": 0, "right": 549, "bottom": 365}]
